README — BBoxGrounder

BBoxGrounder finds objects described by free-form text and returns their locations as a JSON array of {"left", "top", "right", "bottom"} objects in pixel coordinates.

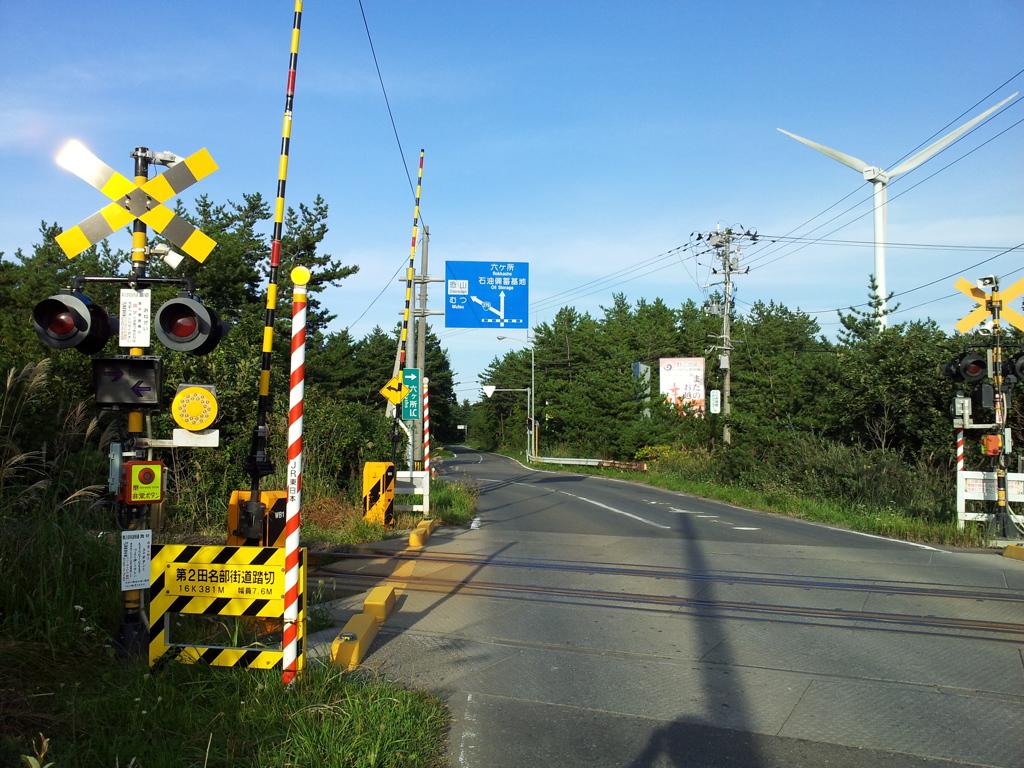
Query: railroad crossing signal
[
  {"left": 33, "top": 290, "right": 115, "bottom": 354},
  {"left": 380, "top": 376, "right": 411, "bottom": 405},
  {"left": 954, "top": 276, "right": 1024, "bottom": 334},
  {"left": 54, "top": 140, "right": 219, "bottom": 262},
  {"left": 154, "top": 294, "right": 229, "bottom": 355}
]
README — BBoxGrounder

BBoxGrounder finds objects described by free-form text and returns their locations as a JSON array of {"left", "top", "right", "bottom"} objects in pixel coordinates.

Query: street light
[{"left": 498, "top": 335, "right": 536, "bottom": 457}]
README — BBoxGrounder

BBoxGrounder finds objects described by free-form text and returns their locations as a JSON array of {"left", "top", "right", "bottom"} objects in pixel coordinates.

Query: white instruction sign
[
  {"left": 121, "top": 529, "right": 152, "bottom": 591},
  {"left": 119, "top": 289, "right": 152, "bottom": 347}
]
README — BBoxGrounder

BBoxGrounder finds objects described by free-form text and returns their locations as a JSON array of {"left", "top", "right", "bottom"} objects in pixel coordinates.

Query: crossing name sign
[{"left": 446, "top": 261, "right": 529, "bottom": 329}]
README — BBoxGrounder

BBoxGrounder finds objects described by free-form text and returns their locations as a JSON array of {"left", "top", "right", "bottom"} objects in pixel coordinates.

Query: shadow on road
[{"left": 625, "top": 511, "right": 767, "bottom": 767}]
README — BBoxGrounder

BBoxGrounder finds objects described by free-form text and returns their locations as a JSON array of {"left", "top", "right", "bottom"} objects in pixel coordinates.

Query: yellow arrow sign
[
  {"left": 54, "top": 140, "right": 218, "bottom": 262},
  {"left": 379, "top": 376, "right": 411, "bottom": 405},
  {"left": 954, "top": 276, "right": 1024, "bottom": 334}
]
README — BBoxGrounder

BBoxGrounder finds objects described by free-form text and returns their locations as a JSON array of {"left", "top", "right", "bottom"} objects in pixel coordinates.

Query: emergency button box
[{"left": 123, "top": 460, "right": 165, "bottom": 504}]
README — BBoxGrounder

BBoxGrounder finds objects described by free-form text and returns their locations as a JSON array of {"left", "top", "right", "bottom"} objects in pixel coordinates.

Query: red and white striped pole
[
  {"left": 423, "top": 378, "right": 431, "bottom": 474},
  {"left": 956, "top": 428, "right": 964, "bottom": 472},
  {"left": 282, "top": 265, "right": 310, "bottom": 685}
]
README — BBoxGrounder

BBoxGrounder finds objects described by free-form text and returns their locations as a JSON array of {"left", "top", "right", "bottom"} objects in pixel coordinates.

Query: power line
[
  {"left": 357, "top": 0, "right": 416, "bottom": 198},
  {"left": 343, "top": 2, "right": 425, "bottom": 334},
  {"left": 755, "top": 235, "right": 1021, "bottom": 252}
]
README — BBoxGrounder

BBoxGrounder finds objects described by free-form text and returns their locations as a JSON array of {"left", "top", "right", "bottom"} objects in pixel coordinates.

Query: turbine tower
[{"left": 779, "top": 93, "right": 1017, "bottom": 328}]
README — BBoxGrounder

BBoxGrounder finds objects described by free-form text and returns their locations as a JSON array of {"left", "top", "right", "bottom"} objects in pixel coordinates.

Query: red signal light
[
  {"left": 159, "top": 304, "right": 200, "bottom": 340},
  {"left": 47, "top": 311, "right": 77, "bottom": 336},
  {"left": 154, "top": 294, "right": 228, "bottom": 355},
  {"left": 33, "top": 292, "right": 114, "bottom": 354}
]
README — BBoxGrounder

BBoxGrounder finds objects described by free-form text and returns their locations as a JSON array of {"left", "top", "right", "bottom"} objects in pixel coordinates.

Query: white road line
[
  {"left": 669, "top": 508, "right": 699, "bottom": 514},
  {"left": 818, "top": 525, "right": 945, "bottom": 551},
  {"left": 458, "top": 692, "right": 477, "bottom": 767},
  {"left": 470, "top": 517, "right": 482, "bottom": 530},
  {"left": 733, "top": 527, "right": 760, "bottom": 531},
  {"left": 555, "top": 489, "right": 671, "bottom": 529}
]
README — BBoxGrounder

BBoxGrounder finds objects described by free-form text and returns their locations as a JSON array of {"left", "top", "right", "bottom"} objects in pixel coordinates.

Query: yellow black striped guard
[{"left": 149, "top": 544, "right": 306, "bottom": 671}]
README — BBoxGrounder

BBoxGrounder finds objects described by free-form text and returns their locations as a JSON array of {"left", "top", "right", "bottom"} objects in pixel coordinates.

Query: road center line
[{"left": 554, "top": 489, "right": 671, "bottom": 529}]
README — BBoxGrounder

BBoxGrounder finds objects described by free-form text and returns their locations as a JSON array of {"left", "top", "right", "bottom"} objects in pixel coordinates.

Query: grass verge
[
  {"left": 3, "top": 477, "right": 482, "bottom": 767},
  {"left": 2, "top": 647, "right": 448, "bottom": 768}
]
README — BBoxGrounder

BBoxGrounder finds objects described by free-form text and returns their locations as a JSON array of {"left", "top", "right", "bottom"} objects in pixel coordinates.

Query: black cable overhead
[{"left": 342, "top": 1, "right": 426, "bottom": 334}]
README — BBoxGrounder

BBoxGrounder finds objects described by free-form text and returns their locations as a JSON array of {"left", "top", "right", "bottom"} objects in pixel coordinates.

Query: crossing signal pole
[
  {"left": 44, "top": 139, "right": 224, "bottom": 655},
  {"left": 945, "top": 275, "right": 1024, "bottom": 539}
]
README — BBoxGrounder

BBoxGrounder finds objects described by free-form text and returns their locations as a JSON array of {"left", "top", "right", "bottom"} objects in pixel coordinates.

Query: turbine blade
[
  {"left": 777, "top": 128, "right": 871, "bottom": 173},
  {"left": 887, "top": 92, "right": 1018, "bottom": 177}
]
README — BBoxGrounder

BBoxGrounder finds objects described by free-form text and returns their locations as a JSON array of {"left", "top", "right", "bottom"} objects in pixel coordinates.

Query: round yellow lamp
[{"left": 171, "top": 386, "right": 218, "bottom": 431}]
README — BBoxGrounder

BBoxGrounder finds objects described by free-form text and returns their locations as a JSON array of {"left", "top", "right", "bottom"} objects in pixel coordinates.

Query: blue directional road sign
[
  {"left": 93, "top": 356, "right": 163, "bottom": 410},
  {"left": 402, "top": 368, "right": 421, "bottom": 421},
  {"left": 445, "top": 261, "right": 529, "bottom": 329}
]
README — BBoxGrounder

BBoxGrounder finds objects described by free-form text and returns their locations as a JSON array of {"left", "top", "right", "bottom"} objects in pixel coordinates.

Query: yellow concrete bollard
[
  {"left": 1003, "top": 543, "right": 1024, "bottom": 562},
  {"left": 330, "top": 613, "right": 379, "bottom": 671},
  {"left": 363, "top": 585, "right": 397, "bottom": 623}
]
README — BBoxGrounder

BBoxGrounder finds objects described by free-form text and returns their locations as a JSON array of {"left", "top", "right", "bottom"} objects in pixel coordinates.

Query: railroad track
[{"left": 310, "top": 549, "right": 1024, "bottom": 644}]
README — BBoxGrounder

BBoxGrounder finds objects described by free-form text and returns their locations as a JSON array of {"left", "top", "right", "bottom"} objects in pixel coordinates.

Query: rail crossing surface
[{"left": 311, "top": 448, "right": 1024, "bottom": 768}]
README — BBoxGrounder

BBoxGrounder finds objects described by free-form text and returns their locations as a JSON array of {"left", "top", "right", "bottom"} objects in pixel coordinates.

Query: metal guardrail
[{"left": 529, "top": 455, "right": 647, "bottom": 472}]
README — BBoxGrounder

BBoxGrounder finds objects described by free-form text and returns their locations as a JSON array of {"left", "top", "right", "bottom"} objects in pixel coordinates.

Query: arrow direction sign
[
  {"left": 446, "top": 261, "right": 528, "bottom": 329},
  {"left": 379, "top": 376, "right": 411, "bottom": 406},
  {"left": 402, "top": 368, "right": 421, "bottom": 420},
  {"left": 954, "top": 276, "right": 1024, "bottom": 334},
  {"left": 93, "top": 356, "right": 163, "bottom": 410}
]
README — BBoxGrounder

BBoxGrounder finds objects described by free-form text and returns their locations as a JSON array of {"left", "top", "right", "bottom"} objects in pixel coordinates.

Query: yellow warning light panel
[
  {"left": 171, "top": 384, "right": 218, "bottom": 431},
  {"left": 123, "top": 460, "right": 164, "bottom": 504}
]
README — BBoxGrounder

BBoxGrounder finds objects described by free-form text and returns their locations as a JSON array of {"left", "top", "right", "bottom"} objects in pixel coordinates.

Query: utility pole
[{"left": 701, "top": 225, "right": 756, "bottom": 445}]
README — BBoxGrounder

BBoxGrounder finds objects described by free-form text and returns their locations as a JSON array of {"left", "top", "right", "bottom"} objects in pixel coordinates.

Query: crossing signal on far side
[
  {"left": 33, "top": 291, "right": 116, "bottom": 354},
  {"left": 154, "top": 294, "right": 228, "bottom": 355},
  {"left": 942, "top": 351, "right": 987, "bottom": 383},
  {"left": 1002, "top": 349, "right": 1024, "bottom": 385}
]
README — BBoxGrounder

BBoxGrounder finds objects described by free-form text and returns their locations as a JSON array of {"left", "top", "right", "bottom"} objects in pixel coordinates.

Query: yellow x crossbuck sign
[
  {"left": 55, "top": 140, "right": 218, "bottom": 262},
  {"left": 954, "top": 276, "right": 1024, "bottom": 334}
]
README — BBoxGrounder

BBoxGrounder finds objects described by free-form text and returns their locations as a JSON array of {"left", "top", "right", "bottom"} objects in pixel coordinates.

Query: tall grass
[
  {"left": 429, "top": 478, "right": 477, "bottom": 526},
  {"left": 0, "top": 361, "right": 119, "bottom": 653}
]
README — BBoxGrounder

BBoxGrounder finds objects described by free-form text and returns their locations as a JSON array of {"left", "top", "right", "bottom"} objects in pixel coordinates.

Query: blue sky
[{"left": 2, "top": 1, "right": 1022, "bottom": 401}]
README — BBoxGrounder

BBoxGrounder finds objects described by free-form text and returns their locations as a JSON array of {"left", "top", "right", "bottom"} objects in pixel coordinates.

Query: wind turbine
[{"left": 779, "top": 92, "right": 1017, "bottom": 327}]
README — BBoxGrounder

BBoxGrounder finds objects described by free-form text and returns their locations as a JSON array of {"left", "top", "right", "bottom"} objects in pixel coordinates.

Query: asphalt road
[{"left": 316, "top": 447, "right": 1024, "bottom": 768}]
